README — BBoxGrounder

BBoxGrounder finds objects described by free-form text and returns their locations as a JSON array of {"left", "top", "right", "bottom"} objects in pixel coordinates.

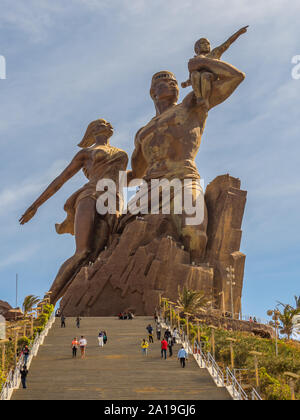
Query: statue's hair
[{"left": 78, "top": 119, "right": 107, "bottom": 148}]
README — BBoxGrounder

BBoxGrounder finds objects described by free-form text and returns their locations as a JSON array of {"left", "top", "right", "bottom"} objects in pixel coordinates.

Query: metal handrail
[
  {"left": 192, "top": 341, "right": 225, "bottom": 386},
  {"left": 251, "top": 387, "right": 263, "bottom": 401},
  {"left": 0, "top": 310, "right": 55, "bottom": 400},
  {"left": 158, "top": 313, "right": 262, "bottom": 401},
  {"left": 226, "top": 367, "right": 249, "bottom": 400}
]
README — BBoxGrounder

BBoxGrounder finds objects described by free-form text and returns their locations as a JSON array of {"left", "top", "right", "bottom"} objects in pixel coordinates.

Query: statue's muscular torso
[{"left": 135, "top": 97, "right": 207, "bottom": 181}]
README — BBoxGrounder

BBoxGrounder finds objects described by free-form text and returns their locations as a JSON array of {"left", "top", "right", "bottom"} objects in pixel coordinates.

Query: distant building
[{"left": 0, "top": 300, "right": 12, "bottom": 317}]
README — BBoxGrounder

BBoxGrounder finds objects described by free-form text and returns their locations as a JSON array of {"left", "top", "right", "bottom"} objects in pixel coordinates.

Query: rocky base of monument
[{"left": 59, "top": 174, "right": 247, "bottom": 316}]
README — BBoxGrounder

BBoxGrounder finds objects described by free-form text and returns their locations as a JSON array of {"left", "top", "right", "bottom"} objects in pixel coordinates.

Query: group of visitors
[
  {"left": 118, "top": 311, "right": 134, "bottom": 320},
  {"left": 249, "top": 316, "right": 258, "bottom": 323},
  {"left": 141, "top": 321, "right": 188, "bottom": 368},
  {"left": 71, "top": 336, "right": 88, "bottom": 359},
  {"left": 60, "top": 315, "right": 82, "bottom": 328},
  {"left": 160, "top": 326, "right": 178, "bottom": 358},
  {"left": 71, "top": 330, "right": 109, "bottom": 358},
  {"left": 97, "top": 331, "right": 108, "bottom": 347}
]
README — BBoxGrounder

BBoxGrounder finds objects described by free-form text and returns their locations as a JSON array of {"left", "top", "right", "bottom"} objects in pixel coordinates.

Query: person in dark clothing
[
  {"left": 76, "top": 317, "right": 81, "bottom": 328},
  {"left": 20, "top": 365, "right": 28, "bottom": 389},
  {"left": 22, "top": 345, "right": 30, "bottom": 365},
  {"left": 103, "top": 331, "right": 108, "bottom": 344},
  {"left": 167, "top": 336, "right": 173, "bottom": 357},
  {"left": 164, "top": 329, "right": 171, "bottom": 340},
  {"left": 146, "top": 324, "right": 153, "bottom": 335},
  {"left": 61, "top": 314, "right": 66, "bottom": 328},
  {"left": 71, "top": 338, "right": 79, "bottom": 358},
  {"left": 156, "top": 324, "right": 161, "bottom": 340}
]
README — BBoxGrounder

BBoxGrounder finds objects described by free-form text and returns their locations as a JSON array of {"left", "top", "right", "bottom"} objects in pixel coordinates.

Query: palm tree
[
  {"left": 294, "top": 295, "right": 300, "bottom": 310},
  {"left": 177, "top": 286, "right": 211, "bottom": 316},
  {"left": 22, "top": 295, "right": 40, "bottom": 316},
  {"left": 277, "top": 303, "right": 300, "bottom": 340}
]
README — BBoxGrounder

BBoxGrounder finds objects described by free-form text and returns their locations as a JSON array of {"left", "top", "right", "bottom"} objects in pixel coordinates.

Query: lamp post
[
  {"left": 195, "top": 318, "right": 201, "bottom": 345},
  {"left": 209, "top": 325, "right": 217, "bottom": 359},
  {"left": 0, "top": 339, "right": 9, "bottom": 373},
  {"left": 175, "top": 305, "right": 183, "bottom": 335},
  {"left": 284, "top": 372, "right": 299, "bottom": 401},
  {"left": 30, "top": 315, "right": 34, "bottom": 338},
  {"left": 249, "top": 351, "right": 263, "bottom": 390},
  {"left": 218, "top": 291, "right": 225, "bottom": 317},
  {"left": 267, "top": 308, "right": 281, "bottom": 357},
  {"left": 226, "top": 266, "right": 236, "bottom": 319},
  {"left": 168, "top": 301, "right": 176, "bottom": 329},
  {"left": 226, "top": 337, "right": 237, "bottom": 369},
  {"left": 11, "top": 326, "right": 22, "bottom": 368},
  {"left": 161, "top": 298, "right": 167, "bottom": 322},
  {"left": 184, "top": 312, "right": 192, "bottom": 342}
]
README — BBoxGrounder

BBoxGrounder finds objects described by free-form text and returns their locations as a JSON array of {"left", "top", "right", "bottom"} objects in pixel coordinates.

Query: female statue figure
[{"left": 19, "top": 119, "right": 128, "bottom": 304}]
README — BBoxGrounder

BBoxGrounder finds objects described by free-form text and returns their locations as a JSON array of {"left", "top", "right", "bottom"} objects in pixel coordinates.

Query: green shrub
[
  {"left": 17, "top": 336, "right": 31, "bottom": 348},
  {"left": 259, "top": 367, "right": 291, "bottom": 400}
]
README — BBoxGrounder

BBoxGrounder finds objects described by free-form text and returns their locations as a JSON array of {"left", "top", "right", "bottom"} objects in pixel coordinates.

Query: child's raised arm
[{"left": 212, "top": 25, "right": 249, "bottom": 59}]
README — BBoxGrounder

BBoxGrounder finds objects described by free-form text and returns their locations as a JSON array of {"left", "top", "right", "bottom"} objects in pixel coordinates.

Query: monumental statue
[{"left": 20, "top": 27, "right": 248, "bottom": 316}]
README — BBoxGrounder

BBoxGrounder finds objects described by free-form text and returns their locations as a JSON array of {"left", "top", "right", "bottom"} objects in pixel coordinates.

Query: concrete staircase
[{"left": 12, "top": 317, "right": 231, "bottom": 400}]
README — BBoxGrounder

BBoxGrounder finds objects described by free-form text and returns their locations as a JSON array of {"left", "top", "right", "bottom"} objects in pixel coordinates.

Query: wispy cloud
[
  {"left": 0, "top": 159, "right": 68, "bottom": 215},
  {"left": 0, "top": 243, "right": 40, "bottom": 270}
]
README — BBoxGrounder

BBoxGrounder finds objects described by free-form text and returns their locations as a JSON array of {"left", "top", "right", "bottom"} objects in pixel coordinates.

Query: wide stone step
[{"left": 12, "top": 317, "right": 231, "bottom": 400}]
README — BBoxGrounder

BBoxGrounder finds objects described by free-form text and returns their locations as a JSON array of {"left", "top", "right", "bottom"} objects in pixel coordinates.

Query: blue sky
[{"left": 0, "top": 0, "right": 299, "bottom": 321}]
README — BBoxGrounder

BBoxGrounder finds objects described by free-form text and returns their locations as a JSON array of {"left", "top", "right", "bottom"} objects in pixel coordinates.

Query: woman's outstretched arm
[{"left": 19, "top": 150, "right": 86, "bottom": 224}]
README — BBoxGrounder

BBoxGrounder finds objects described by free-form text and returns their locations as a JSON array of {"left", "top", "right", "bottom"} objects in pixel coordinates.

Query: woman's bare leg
[{"left": 50, "top": 198, "right": 96, "bottom": 304}]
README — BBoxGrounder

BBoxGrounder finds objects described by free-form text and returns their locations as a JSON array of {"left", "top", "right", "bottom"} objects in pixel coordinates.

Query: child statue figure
[{"left": 182, "top": 26, "right": 248, "bottom": 109}]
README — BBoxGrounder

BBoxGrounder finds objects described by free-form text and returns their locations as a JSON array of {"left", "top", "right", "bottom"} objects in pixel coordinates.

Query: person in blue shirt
[{"left": 177, "top": 346, "right": 188, "bottom": 368}]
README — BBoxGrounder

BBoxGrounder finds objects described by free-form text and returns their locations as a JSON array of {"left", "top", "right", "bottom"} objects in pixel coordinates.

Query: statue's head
[
  {"left": 78, "top": 118, "right": 113, "bottom": 148},
  {"left": 150, "top": 71, "right": 179, "bottom": 109},
  {"left": 194, "top": 38, "right": 211, "bottom": 55}
]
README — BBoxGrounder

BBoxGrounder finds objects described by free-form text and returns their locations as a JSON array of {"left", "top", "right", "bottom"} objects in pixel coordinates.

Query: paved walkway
[{"left": 12, "top": 317, "right": 231, "bottom": 400}]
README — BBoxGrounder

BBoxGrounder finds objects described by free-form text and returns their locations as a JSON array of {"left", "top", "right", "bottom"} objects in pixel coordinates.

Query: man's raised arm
[{"left": 188, "top": 57, "right": 245, "bottom": 110}]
